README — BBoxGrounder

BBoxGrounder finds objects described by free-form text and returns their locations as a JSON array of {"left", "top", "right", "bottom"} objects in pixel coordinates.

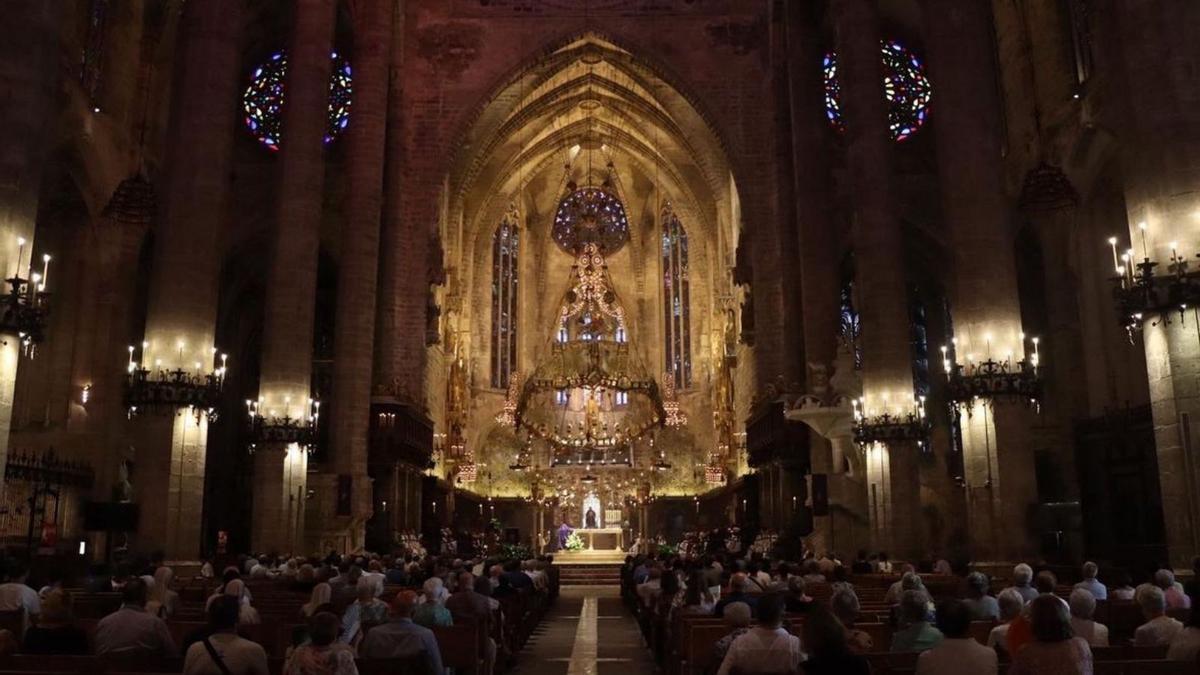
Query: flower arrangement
[{"left": 564, "top": 531, "right": 585, "bottom": 551}]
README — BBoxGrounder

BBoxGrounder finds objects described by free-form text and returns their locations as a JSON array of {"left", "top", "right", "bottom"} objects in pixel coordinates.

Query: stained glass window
[
  {"left": 840, "top": 255, "right": 862, "bottom": 370},
  {"left": 491, "top": 206, "right": 520, "bottom": 389},
  {"left": 552, "top": 187, "right": 631, "bottom": 255},
  {"left": 242, "top": 51, "right": 353, "bottom": 152},
  {"left": 823, "top": 40, "right": 932, "bottom": 142},
  {"left": 661, "top": 203, "right": 691, "bottom": 389}
]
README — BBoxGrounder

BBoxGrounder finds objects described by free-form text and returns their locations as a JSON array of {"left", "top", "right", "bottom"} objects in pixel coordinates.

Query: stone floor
[{"left": 510, "top": 586, "right": 656, "bottom": 675}]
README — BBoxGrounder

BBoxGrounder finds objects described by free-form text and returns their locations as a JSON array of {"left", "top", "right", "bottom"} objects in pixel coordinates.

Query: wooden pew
[{"left": 433, "top": 623, "right": 481, "bottom": 674}]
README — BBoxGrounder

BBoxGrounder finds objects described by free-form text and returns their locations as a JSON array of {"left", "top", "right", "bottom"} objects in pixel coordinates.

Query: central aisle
[{"left": 511, "top": 586, "right": 656, "bottom": 675}]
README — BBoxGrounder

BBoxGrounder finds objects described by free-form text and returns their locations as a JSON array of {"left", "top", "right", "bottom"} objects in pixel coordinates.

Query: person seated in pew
[
  {"left": 302, "top": 583, "right": 334, "bottom": 620},
  {"left": 987, "top": 589, "right": 1028, "bottom": 657},
  {"left": 638, "top": 566, "right": 664, "bottom": 609},
  {"left": 208, "top": 579, "right": 261, "bottom": 626},
  {"left": 182, "top": 595, "right": 269, "bottom": 675},
  {"left": 829, "top": 589, "right": 872, "bottom": 654},
  {"left": 715, "top": 573, "right": 759, "bottom": 619},
  {"left": 1074, "top": 562, "right": 1108, "bottom": 601},
  {"left": 340, "top": 581, "right": 390, "bottom": 646},
  {"left": 1002, "top": 563, "right": 1040, "bottom": 605},
  {"left": 1155, "top": 569, "right": 1193, "bottom": 611},
  {"left": 1008, "top": 595, "right": 1093, "bottom": 675},
  {"left": 22, "top": 589, "right": 88, "bottom": 655},
  {"left": 800, "top": 606, "right": 869, "bottom": 675},
  {"left": 708, "top": 600, "right": 753, "bottom": 675},
  {"left": 284, "top": 611, "right": 358, "bottom": 675},
  {"left": 716, "top": 594, "right": 803, "bottom": 675},
  {"left": 1109, "top": 570, "right": 1136, "bottom": 601},
  {"left": 890, "top": 590, "right": 943, "bottom": 653},
  {"left": 784, "top": 576, "right": 815, "bottom": 615},
  {"left": 963, "top": 572, "right": 999, "bottom": 621},
  {"left": 446, "top": 572, "right": 497, "bottom": 675},
  {"left": 915, "top": 599, "right": 997, "bottom": 675},
  {"left": 1068, "top": 589, "right": 1109, "bottom": 647},
  {"left": 413, "top": 577, "right": 453, "bottom": 628},
  {"left": 1135, "top": 585, "right": 1185, "bottom": 647},
  {"left": 884, "top": 566, "right": 917, "bottom": 605},
  {"left": 146, "top": 566, "right": 179, "bottom": 619},
  {"left": 851, "top": 550, "right": 873, "bottom": 575},
  {"left": 0, "top": 561, "right": 40, "bottom": 626},
  {"left": 94, "top": 577, "right": 178, "bottom": 658},
  {"left": 677, "top": 571, "right": 715, "bottom": 616},
  {"left": 1167, "top": 596, "right": 1200, "bottom": 662},
  {"left": 360, "top": 590, "right": 444, "bottom": 675}
]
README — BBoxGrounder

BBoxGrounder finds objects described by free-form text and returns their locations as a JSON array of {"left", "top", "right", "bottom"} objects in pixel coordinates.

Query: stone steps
[{"left": 558, "top": 564, "right": 622, "bottom": 586}]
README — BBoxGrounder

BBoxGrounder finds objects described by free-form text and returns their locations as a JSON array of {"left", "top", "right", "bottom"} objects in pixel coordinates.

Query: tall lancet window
[
  {"left": 491, "top": 205, "right": 520, "bottom": 389},
  {"left": 661, "top": 202, "right": 692, "bottom": 388}
]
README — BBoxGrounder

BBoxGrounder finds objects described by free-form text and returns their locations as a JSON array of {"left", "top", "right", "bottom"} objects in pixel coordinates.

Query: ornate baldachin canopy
[{"left": 513, "top": 243, "right": 665, "bottom": 456}]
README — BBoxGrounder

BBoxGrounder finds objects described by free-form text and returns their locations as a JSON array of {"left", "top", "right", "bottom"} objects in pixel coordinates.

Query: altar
[{"left": 575, "top": 527, "right": 624, "bottom": 551}]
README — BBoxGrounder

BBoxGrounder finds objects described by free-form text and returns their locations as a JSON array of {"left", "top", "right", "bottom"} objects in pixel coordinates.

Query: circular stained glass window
[
  {"left": 552, "top": 187, "right": 630, "bottom": 255},
  {"left": 243, "top": 51, "right": 353, "bottom": 152},
  {"left": 823, "top": 40, "right": 932, "bottom": 142}
]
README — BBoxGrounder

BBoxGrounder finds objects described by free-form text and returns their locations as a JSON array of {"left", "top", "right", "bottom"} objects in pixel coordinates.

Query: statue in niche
[{"left": 111, "top": 457, "right": 134, "bottom": 503}]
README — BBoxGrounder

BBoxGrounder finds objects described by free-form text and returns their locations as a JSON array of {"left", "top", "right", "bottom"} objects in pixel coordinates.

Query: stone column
[
  {"left": 786, "top": 0, "right": 867, "bottom": 554},
  {"left": 311, "top": 0, "right": 394, "bottom": 553},
  {"left": 0, "top": 1, "right": 65, "bottom": 499},
  {"left": 1107, "top": 1, "right": 1200, "bottom": 568},
  {"left": 135, "top": 0, "right": 242, "bottom": 560},
  {"left": 77, "top": 178, "right": 152, "bottom": 497},
  {"left": 1020, "top": 165, "right": 1084, "bottom": 501},
  {"left": 831, "top": 0, "right": 921, "bottom": 560},
  {"left": 922, "top": 0, "right": 1037, "bottom": 562},
  {"left": 252, "top": 0, "right": 336, "bottom": 555}
]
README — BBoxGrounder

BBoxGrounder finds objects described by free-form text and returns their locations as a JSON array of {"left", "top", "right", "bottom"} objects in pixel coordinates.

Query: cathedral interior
[{"left": 0, "top": 0, "right": 1197, "bottom": 575}]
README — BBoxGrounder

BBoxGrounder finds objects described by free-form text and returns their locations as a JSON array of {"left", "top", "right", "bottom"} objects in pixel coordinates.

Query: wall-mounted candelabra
[
  {"left": 5, "top": 448, "right": 94, "bottom": 489},
  {"left": 852, "top": 397, "right": 930, "bottom": 449},
  {"left": 124, "top": 342, "right": 227, "bottom": 420},
  {"left": 0, "top": 238, "right": 52, "bottom": 355},
  {"left": 1105, "top": 226, "right": 1200, "bottom": 336},
  {"left": 246, "top": 396, "right": 320, "bottom": 453},
  {"left": 939, "top": 334, "right": 1041, "bottom": 409}
]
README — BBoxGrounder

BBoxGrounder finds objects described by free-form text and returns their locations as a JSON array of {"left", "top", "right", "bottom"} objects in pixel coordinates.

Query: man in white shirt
[
  {"left": 183, "top": 595, "right": 268, "bottom": 675},
  {"left": 717, "top": 594, "right": 803, "bottom": 675},
  {"left": 0, "top": 563, "right": 40, "bottom": 619},
  {"left": 1002, "top": 563, "right": 1039, "bottom": 604},
  {"left": 1134, "top": 585, "right": 1185, "bottom": 646},
  {"left": 917, "top": 599, "right": 997, "bottom": 675},
  {"left": 1073, "top": 561, "right": 1108, "bottom": 600}
]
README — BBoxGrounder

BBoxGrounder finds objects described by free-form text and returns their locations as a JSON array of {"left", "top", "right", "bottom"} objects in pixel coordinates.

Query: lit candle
[
  {"left": 127, "top": 345, "right": 134, "bottom": 367},
  {"left": 1108, "top": 237, "right": 1119, "bottom": 273},
  {"left": 40, "top": 254, "right": 49, "bottom": 289},
  {"left": 1138, "top": 222, "right": 1149, "bottom": 258},
  {"left": 1170, "top": 241, "right": 1180, "bottom": 264},
  {"left": 985, "top": 333, "right": 993, "bottom": 360}
]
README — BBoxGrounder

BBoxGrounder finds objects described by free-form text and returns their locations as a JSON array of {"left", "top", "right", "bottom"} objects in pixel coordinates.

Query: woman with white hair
[
  {"left": 986, "top": 589, "right": 1027, "bottom": 655},
  {"left": 145, "top": 567, "right": 178, "bottom": 619},
  {"left": 413, "top": 577, "right": 453, "bottom": 628},
  {"left": 1135, "top": 585, "right": 1184, "bottom": 646},
  {"left": 301, "top": 582, "right": 332, "bottom": 619},
  {"left": 831, "top": 588, "right": 873, "bottom": 653},
  {"left": 1068, "top": 588, "right": 1109, "bottom": 646},
  {"left": 1155, "top": 568, "right": 1193, "bottom": 610},
  {"left": 1073, "top": 561, "right": 1107, "bottom": 600},
  {"left": 1003, "top": 563, "right": 1038, "bottom": 604},
  {"left": 207, "top": 579, "right": 261, "bottom": 625}
]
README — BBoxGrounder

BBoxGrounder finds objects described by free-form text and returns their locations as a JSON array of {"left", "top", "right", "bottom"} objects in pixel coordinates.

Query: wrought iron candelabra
[
  {"left": 246, "top": 398, "right": 319, "bottom": 453},
  {"left": 5, "top": 448, "right": 94, "bottom": 489},
  {"left": 125, "top": 364, "right": 225, "bottom": 420},
  {"left": 852, "top": 409, "right": 931, "bottom": 448},
  {"left": 944, "top": 356, "right": 1041, "bottom": 408},
  {"left": 0, "top": 254, "right": 52, "bottom": 353},
  {"left": 1108, "top": 252, "right": 1200, "bottom": 334}
]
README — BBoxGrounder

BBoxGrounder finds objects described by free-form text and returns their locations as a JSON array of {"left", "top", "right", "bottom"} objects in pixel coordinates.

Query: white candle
[
  {"left": 1108, "top": 237, "right": 1119, "bottom": 273},
  {"left": 1138, "top": 222, "right": 1149, "bottom": 258},
  {"left": 127, "top": 345, "right": 134, "bottom": 367},
  {"left": 41, "top": 254, "right": 49, "bottom": 289}
]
